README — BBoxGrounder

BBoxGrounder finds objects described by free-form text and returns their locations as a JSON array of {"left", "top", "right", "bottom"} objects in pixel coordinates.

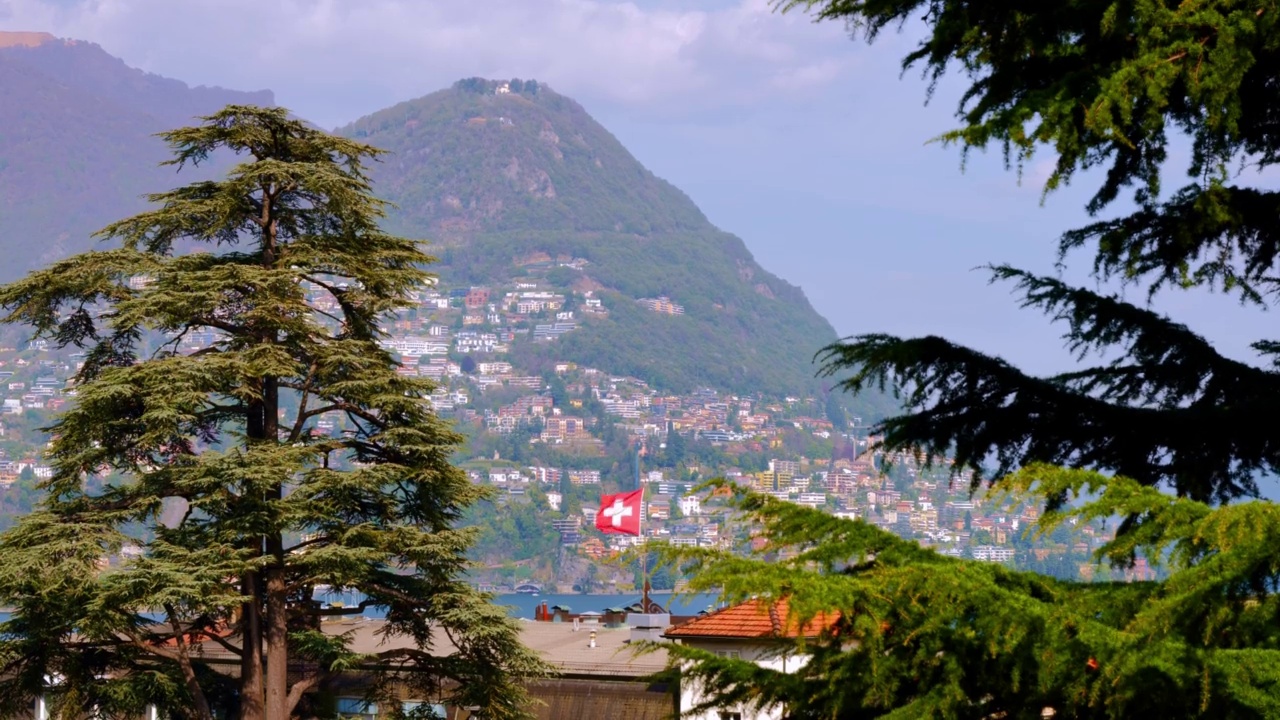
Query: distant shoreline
[{"left": 502, "top": 589, "right": 684, "bottom": 596}]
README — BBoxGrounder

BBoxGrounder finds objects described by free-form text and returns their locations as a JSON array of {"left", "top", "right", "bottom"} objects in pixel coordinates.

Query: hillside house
[
  {"left": 464, "top": 288, "right": 491, "bottom": 309},
  {"left": 664, "top": 598, "right": 839, "bottom": 720},
  {"left": 526, "top": 466, "right": 563, "bottom": 484},
  {"left": 647, "top": 494, "right": 672, "bottom": 520},
  {"left": 541, "top": 416, "right": 591, "bottom": 443},
  {"left": 637, "top": 296, "right": 685, "bottom": 315},
  {"left": 679, "top": 495, "right": 702, "bottom": 517},
  {"left": 533, "top": 322, "right": 577, "bottom": 341}
]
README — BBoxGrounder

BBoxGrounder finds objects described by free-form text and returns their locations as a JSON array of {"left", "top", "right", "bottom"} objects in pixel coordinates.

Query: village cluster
[
  {"left": 467, "top": 445, "right": 1150, "bottom": 582},
  {"left": 0, "top": 272, "right": 1145, "bottom": 583}
]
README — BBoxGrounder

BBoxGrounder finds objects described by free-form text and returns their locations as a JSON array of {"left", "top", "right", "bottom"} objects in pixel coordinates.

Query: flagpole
[{"left": 637, "top": 442, "right": 652, "bottom": 613}]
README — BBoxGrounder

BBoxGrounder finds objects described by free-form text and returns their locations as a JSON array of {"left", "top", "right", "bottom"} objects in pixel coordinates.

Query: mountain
[
  {"left": 0, "top": 35, "right": 880, "bottom": 407},
  {"left": 336, "top": 78, "right": 873, "bottom": 402},
  {"left": 0, "top": 31, "right": 272, "bottom": 279}
]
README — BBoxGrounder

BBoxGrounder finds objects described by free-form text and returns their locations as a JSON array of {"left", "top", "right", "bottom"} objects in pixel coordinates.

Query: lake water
[
  {"left": 315, "top": 588, "right": 723, "bottom": 619},
  {"left": 492, "top": 592, "right": 722, "bottom": 619},
  {"left": 0, "top": 591, "right": 724, "bottom": 624}
]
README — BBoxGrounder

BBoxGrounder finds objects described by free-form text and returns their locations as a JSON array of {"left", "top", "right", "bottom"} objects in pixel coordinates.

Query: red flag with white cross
[{"left": 595, "top": 489, "right": 643, "bottom": 536}]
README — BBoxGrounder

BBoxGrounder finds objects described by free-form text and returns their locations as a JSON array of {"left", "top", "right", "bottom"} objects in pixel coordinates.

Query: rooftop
[
  {"left": 663, "top": 598, "right": 838, "bottom": 641},
  {"left": 192, "top": 617, "right": 667, "bottom": 679}
]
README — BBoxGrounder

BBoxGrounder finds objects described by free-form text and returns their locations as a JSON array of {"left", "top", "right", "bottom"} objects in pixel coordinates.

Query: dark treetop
[
  {"left": 800, "top": 0, "right": 1280, "bottom": 503},
  {"left": 656, "top": 3, "right": 1280, "bottom": 718}
]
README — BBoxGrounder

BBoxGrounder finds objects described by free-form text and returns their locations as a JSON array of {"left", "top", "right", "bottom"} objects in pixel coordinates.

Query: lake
[
  {"left": 315, "top": 588, "right": 723, "bottom": 619},
  {"left": 493, "top": 592, "right": 722, "bottom": 619},
  {"left": 0, "top": 591, "right": 725, "bottom": 624}
]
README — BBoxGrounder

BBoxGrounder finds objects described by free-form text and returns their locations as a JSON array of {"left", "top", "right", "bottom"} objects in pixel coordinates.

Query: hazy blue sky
[{"left": 1, "top": 0, "right": 1267, "bottom": 375}]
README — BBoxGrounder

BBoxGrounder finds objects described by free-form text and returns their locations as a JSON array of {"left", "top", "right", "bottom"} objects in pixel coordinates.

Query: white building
[
  {"left": 972, "top": 545, "right": 1016, "bottom": 563},
  {"left": 381, "top": 336, "right": 448, "bottom": 357},
  {"left": 663, "top": 598, "right": 835, "bottom": 720},
  {"left": 795, "top": 492, "right": 827, "bottom": 508},
  {"left": 678, "top": 495, "right": 702, "bottom": 517}
]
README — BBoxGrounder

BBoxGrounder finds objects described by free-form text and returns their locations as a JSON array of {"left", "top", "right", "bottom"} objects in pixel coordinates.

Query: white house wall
[{"left": 676, "top": 641, "right": 810, "bottom": 720}]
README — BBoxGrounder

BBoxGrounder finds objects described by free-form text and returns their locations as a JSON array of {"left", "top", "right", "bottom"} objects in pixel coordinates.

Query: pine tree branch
[
  {"left": 369, "top": 647, "right": 434, "bottom": 664},
  {"left": 820, "top": 331, "right": 1273, "bottom": 501},
  {"left": 192, "top": 316, "right": 247, "bottom": 336},
  {"left": 285, "top": 671, "right": 325, "bottom": 715},
  {"left": 116, "top": 628, "right": 183, "bottom": 664},
  {"left": 159, "top": 604, "right": 215, "bottom": 720},
  {"left": 287, "top": 361, "right": 321, "bottom": 444},
  {"left": 988, "top": 265, "right": 1280, "bottom": 407},
  {"left": 283, "top": 536, "right": 332, "bottom": 555},
  {"left": 1058, "top": 184, "right": 1280, "bottom": 304},
  {"left": 313, "top": 600, "right": 377, "bottom": 616}
]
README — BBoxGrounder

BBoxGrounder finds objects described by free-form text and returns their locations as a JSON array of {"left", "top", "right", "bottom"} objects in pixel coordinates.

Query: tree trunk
[
  {"left": 264, "top": 556, "right": 289, "bottom": 720},
  {"left": 244, "top": 194, "right": 281, "bottom": 720},
  {"left": 241, "top": 382, "right": 267, "bottom": 720},
  {"left": 260, "top": 201, "right": 291, "bottom": 720},
  {"left": 239, "top": 572, "right": 265, "bottom": 720}
]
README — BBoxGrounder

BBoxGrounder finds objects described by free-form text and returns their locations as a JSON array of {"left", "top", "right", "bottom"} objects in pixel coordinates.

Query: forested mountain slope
[{"left": 338, "top": 79, "right": 873, "bottom": 401}]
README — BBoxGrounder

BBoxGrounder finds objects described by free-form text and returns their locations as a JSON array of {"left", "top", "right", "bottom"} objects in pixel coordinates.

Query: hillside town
[{"left": 0, "top": 269, "right": 1141, "bottom": 589}]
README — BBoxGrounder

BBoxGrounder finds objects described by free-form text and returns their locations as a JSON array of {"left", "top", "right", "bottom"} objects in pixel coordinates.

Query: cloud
[{"left": 0, "top": 0, "right": 858, "bottom": 126}]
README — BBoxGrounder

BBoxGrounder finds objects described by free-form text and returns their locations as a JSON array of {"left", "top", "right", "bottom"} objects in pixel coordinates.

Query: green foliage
[
  {"left": 465, "top": 495, "right": 561, "bottom": 566},
  {"left": 784, "top": 0, "right": 1279, "bottom": 213},
  {"left": 801, "top": 0, "right": 1280, "bottom": 502},
  {"left": 0, "top": 106, "right": 543, "bottom": 720},
  {"left": 657, "top": 473, "right": 1280, "bottom": 718},
  {"left": 667, "top": 2, "right": 1280, "bottom": 717}
]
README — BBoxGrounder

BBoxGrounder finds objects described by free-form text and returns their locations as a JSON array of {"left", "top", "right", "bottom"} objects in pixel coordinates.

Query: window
[
  {"left": 336, "top": 698, "right": 378, "bottom": 720},
  {"left": 718, "top": 713, "right": 742, "bottom": 720},
  {"left": 714, "top": 650, "right": 741, "bottom": 659},
  {"left": 402, "top": 701, "right": 447, "bottom": 719}
]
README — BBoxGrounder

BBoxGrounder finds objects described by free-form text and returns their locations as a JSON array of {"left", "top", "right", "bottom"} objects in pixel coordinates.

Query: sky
[{"left": 0, "top": 0, "right": 1268, "bottom": 376}]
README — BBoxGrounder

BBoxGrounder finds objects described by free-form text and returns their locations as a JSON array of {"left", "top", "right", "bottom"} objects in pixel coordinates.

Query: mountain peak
[
  {"left": 0, "top": 31, "right": 56, "bottom": 48},
  {"left": 338, "top": 77, "right": 708, "bottom": 243},
  {"left": 335, "top": 79, "right": 847, "bottom": 396}
]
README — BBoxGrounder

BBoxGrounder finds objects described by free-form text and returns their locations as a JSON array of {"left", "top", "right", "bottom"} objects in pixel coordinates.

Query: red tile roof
[{"left": 664, "top": 598, "right": 839, "bottom": 640}]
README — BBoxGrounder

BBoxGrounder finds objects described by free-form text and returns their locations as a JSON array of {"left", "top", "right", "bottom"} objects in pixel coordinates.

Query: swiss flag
[{"left": 595, "top": 489, "right": 643, "bottom": 536}]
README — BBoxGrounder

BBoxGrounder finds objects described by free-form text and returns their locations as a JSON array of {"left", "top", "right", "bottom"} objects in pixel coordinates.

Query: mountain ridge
[
  {"left": 334, "top": 78, "right": 856, "bottom": 398},
  {"left": 0, "top": 43, "right": 882, "bottom": 409},
  {"left": 0, "top": 31, "right": 272, "bottom": 280},
  {"left": 336, "top": 82, "right": 710, "bottom": 240}
]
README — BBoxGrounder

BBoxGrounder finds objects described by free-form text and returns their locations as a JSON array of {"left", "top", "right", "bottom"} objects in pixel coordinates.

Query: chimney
[{"left": 627, "top": 612, "right": 671, "bottom": 644}]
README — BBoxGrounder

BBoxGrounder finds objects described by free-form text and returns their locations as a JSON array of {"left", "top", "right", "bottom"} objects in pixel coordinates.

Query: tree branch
[
  {"left": 288, "top": 361, "right": 321, "bottom": 444},
  {"left": 286, "top": 671, "right": 325, "bottom": 715}
]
